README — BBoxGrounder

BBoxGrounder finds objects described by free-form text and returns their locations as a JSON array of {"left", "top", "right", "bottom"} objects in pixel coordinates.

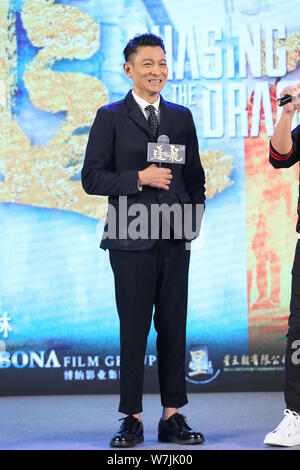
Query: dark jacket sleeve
[
  {"left": 81, "top": 107, "right": 139, "bottom": 196},
  {"left": 269, "top": 124, "right": 300, "bottom": 168},
  {"left": 183, "top": 109, "right": 206, "bottom": 204}
]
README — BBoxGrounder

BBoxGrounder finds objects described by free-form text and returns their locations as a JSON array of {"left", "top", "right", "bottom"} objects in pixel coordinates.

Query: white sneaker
[{"left": 264, "top": 409, "right": 300, "bottom": 447}]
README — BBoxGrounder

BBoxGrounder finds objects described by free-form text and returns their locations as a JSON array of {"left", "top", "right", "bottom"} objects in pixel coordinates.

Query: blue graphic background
[{"left": 1, "top": 0, "right": 297, "bottom": 392}]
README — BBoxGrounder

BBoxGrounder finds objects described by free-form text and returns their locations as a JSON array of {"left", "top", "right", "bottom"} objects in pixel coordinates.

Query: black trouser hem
[
  {"left": 161, "top": 397, "right": 188, "bottom": 408},
  {"left": 118, "top": 403, "right": 143, "bottom": 415}
]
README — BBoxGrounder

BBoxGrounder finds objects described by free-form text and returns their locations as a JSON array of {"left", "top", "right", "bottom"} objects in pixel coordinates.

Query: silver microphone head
[{"left": 157, "top": 134, "right": 170, "bottom": 144}]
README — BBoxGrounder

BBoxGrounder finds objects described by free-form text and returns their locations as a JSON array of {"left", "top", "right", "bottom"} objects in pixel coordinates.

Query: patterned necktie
[{"left": 145, "top": 105, "right": 159, "bottom": 137}]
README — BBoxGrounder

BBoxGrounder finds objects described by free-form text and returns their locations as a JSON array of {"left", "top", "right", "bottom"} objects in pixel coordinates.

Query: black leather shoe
[
  {"left": 158, "top": 413, "right": 204, "bottom": 445},
  {"left": 110, "top": 415, "right": 144, "bottom": 447}
]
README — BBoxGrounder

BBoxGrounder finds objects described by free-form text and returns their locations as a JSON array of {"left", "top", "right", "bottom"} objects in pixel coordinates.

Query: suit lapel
[{"left": 125, "top": 90, "right": 156, "bottom": 140}]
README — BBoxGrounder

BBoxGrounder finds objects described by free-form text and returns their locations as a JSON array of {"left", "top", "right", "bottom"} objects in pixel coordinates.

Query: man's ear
[{"left": 123, "top": 62, "right": 132, "bottom": 78}]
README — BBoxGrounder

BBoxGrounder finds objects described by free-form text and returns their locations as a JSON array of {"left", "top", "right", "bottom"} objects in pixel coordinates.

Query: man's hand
[
  {"left": 270, "top": 82, "right": 300, "bottom": 154},
  {"left": 280, "top": 83, "right": 300, "bottom": 115},
  {"left": 138, "top": 164, "right": 172, "bottom": 190}
]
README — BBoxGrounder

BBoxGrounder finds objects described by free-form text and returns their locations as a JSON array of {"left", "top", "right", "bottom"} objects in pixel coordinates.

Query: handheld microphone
[
  {"left": 157, "top": 135, "right": 170, "bottom": 167},
  {"left": 147, "top": 135, "right": 186, "bottom": 166},
  {"left": 157, "top": 135, "right": 170, "bottom": 144},
  {"left": 277, "top": 94, "right": 295, "bottom": 106}
]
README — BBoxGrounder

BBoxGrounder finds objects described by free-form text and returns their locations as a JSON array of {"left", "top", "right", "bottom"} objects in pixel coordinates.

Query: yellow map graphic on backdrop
[
  {"left": 0, "top": 0, "right": 234, "bottom": 220},
  {"left": 0, "top": 0, "right": 108, "bottom": 219}
]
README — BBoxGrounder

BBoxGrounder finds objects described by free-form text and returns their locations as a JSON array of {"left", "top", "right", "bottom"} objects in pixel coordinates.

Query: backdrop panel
[{"left": 0, "top": 0, "right": 299, "bottom": 395}]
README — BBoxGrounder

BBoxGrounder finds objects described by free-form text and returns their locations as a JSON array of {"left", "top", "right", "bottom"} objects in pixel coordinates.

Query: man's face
[{"left": 124, "top": 46, "right": 168, "bottom": 100}]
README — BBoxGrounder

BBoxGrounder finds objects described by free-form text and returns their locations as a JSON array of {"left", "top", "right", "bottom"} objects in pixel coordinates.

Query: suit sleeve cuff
[
  {"left": 118, "top": 170, "right": 140, "bottom": 195},
  {"left": 137, "top": 171, "right": 143, "bottom": 191}
]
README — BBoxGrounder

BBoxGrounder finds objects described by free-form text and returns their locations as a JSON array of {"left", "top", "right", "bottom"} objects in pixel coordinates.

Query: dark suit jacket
[{"left": 81, "top": 90, "right": 206, "bottom": 250}]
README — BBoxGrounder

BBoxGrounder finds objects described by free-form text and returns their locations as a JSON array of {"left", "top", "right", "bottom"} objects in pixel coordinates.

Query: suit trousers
[
  {"left": 285, "top": 239, "right": 300, "bottom": 412},
  {"left": 109, "top": 238, "right": 191, "bottom": 415}
]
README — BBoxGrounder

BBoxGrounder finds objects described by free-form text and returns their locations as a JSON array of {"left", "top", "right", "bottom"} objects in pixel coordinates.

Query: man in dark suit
[{"left": 81, "top": 33, "right": 205, "bottom": 447}]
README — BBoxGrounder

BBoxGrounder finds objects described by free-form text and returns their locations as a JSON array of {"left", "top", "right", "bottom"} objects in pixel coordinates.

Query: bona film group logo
[{"left": 185, "top": 345, "right": 221, "bottom": 384}]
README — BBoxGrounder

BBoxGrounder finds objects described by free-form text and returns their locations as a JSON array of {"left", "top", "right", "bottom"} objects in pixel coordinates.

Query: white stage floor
[{"left": 0, "top": 392, "right": 298, "bottom": 450}]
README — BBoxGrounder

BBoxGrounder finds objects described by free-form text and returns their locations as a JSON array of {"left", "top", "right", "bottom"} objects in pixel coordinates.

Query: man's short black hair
[{"left": 123, "top": 33, "right": 166, "bottom": 62}]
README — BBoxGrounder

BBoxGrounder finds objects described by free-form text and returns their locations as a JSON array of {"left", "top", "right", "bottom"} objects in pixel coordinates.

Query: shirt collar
[{"left": 132, "top": 90, "right": 160, "bottom": 112}]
